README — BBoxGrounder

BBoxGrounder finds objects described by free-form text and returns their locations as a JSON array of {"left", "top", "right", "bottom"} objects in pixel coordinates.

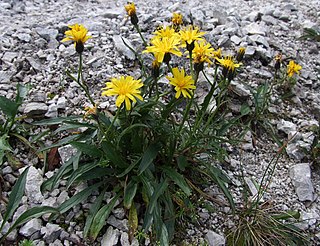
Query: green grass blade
[{"left": 0, "top": 167, "right": 29, "bottom": 232}]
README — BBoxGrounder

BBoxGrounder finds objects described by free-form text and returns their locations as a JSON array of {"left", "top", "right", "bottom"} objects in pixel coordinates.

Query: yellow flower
[
  {"left": 143, "top": 36, "right": 182, "bottom": 63},
  {"left": 101, "top": 76, "right": 143, "bottom": 110},
  {"left": 153, "top": 26, "right": 180, "bottom": 40},
  {"left": 192, "top": 40, "right": 215, "bottom": 65},
  {"left": 287, "top": 60, "right": 302, "bottom": 77},
  {"left": 62, "top": 24, "right": 91, "bottom": 53},
  {"left": 172, "top": 12, "right": 183, "bottom": 26},
  {"left": 215, "top": 56, "right": 241, "bottom": 72},
  {"left": 166, "top": 68, "right": 196, "bottom": 99},
  {"left": 215, "top": 56, "right": 241, "bottom": 80},
  {"left": 236, "top": 47, "right": 246, "bottom": 62},
  {"left": 125, "top": 2, "right": 136, "bottom": 16},
  {"left": 213, "top": 48, "right": 222, "bottom": 59},
  {"left": 179, "top": 25, "right": 205, "bottom": 48}
]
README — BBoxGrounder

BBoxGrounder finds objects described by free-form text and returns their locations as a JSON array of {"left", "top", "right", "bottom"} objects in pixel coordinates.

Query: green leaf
[
  {"left": 207, "top": 166, "right": 235, "bottom": 212},
  {"left": 162, "top": 167, "right": 191, "bottom": 196},
  {"left": 33, "top": 116, "right": 81, "bottom": 126},
  {"left": 89, "top": 193, "right": 121, "bottom": 240},
  {"left": 38, "top": 134, "right": 80, "bottom": 152},
  {"left": 272, "top": 210, "right": 300, "bottom": 220},
  {"left": 16, "top": 83, "right": 30, "bottom": 105},
  {"left": 0, "top": 96, "right": 18, "bottom": 118},
  {"left": 116, "top": 157, "right": 141, "bottom": 178},
  {"left": 1, "top": 206, "right": 59, "bottom": 240},
  {"left": 54, "top": 121, "right": 96, "bottom": 134},
  {"left": 123, "top": 180, "right": 138, "bottom": 209},
  {"left": 176, "top": 155, "right": 188, "bottom": 171},
  {"left": 52, "top": 181, "right": 103, "bottom": 219},
  {"left": 77, "top": 167, "right": 114, "bottom": 181},
  {"left": 66, "top": 162, "right": 98, "bottom": 189},
  {"left": 117, "top": 123, "right": 149, "bottom": 147},
  {"left": 40, "top": 155, "right": 75, "bottom": 192},
  {"left": 0, "top": 135, "right": 13, "bottom": 152},
  {"left": 240, "top": 103, "right": 251, "bottom": 116},
  {"left": 160, "top": 224, "right": 169, "bottom": 246},
  {"left": 148, "top": 179, "right": 168, "bottom": 214},
  {"left": 138, "top": 143, "right": 160, "bottom": 175},
  {"left": 101, "top": 141, "right": 127, "bottom": 169},
  {"left": 163, "top": 190, "right": 175, "bottom": 241},
  {"left": 83, "top": 187, "right": 107, "bottom": 238},
  {"left": 0, "top": 167, "right": 29, "bottom": 232},
  {"left": 0, "top": 150, "right": 4, "bottom": 166},
  {"left": 128, "top": 202, "right": 138, "bottom": 242},
  {"left": 70, "top": 142, "right": 102, "bottom": 158}
]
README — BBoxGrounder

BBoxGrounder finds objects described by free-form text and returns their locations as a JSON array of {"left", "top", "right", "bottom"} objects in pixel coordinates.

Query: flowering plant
[{"left": 34, "top": 3, "right": 305, "bottom": 245}]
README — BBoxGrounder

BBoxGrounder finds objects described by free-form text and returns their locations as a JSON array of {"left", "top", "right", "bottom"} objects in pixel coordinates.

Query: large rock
[
  {"left": 113, "top": 35, "right": 135, "bottom": 60},
  {"left": 19, "top": 218, "right": 42, "bottom": 237},
  {"left": 21, "top": 166, "right": 44, "bottom": 204},
  {"left": 101, "top": 226, "right": 120, "bottom": 246},
  {"left": 24, "top": 102, "right": 48, "bottom": 117},
  {"left": 206, "top": 230, "right": 225, "bottom": 246},
  {"left": 289, "top": 163, "right": 314, "bottom": 202}
]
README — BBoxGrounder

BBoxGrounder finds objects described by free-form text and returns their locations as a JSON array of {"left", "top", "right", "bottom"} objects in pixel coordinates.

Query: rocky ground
[{"left": 0, "top": 0, "right": 320, "bottom": 245}]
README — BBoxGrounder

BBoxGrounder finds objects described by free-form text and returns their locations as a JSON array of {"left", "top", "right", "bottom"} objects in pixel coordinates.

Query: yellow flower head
[
  {"left": 179, "top": 25, "right": 205, "bottom": 46},
  {"left": 236, "top": 47, "right": 246, "bottom": 62},
  {"left": 101, "top": 76, "right": 143, "bottom": 110},
  {"left": 166, "top": 67, "right": 196, "bottom": 99},
  {"left": 215, "top": 56, "right": 241, "bottom": 72},
  {"left": 125, "top": 2, "right": 136, "bottom": 16},
  {"left": 172, "top": 12, "right": 183, "bottom": 26},
  {"left": 192, "top": 40, "right": 215, "bottom": 65},
  {"left": 287, "top": 60, "right": 302, "bottom": 77},
  {"left": 153, "top": 26, "right": 180, "bottom": 40},
  {"left": 62, "top": 24, "right": 91, "bottom": 52},
  {"left": 213, "top": 48, "right": 222, "bottom": 59},
  {"left": 143, "top": 36, "right": 182, "bottom": 63}
]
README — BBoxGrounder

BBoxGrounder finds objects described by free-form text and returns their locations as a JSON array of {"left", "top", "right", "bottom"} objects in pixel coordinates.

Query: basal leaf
[
  {"left": 52, "top": 181, "right": 103, "bottom": 218},
  {"left": 138, "top": 143, "right": 160, "bottom": 175},
  {"left": 70, "top": 142, "right": 102, "bottom": 158},
  {"left": 0, "top": 96, "right": 18, "bottom": 118},
  {"left": 89, "top": 193, "right": 121, "bottom": 240},
  {"left": 128, "top": 202, "right": 138, "bottom": 242},
  {"left": 101, "top": 141, "right": 127, "bottom": 169},
  {"left": 0, "top": 135, "right": 13, "bottom": 152},
  {"left": 1, "top": 206, "right": 59, "bottom": 240},
  {"left": 123, "top": 180, "right": 138, "bottom": 209},
  {"left": 162, "top": 166, "right": 191, "bottom": 196},
  {"left": 83, "top": 187, "right": 107, "bottom": 238},
  {"left": 66, "top": 162, "right": 98, "bottom": 189},
  {"left": 0, "top": 167, "right": 29, "bottom": 232}
]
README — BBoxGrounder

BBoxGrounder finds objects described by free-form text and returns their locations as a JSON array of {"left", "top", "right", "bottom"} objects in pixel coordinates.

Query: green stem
[
  {"left": 134, "top": 24, "right": 147, "bottom": 47},
  {"left": 104, "top": 108, "right": 121, "bottom": 138},
  {"left": 77, "top": 53, "right": 95, "bottom": 106},
  {"left": 189, "top": 50, "right": 194, "bottom": 79}
]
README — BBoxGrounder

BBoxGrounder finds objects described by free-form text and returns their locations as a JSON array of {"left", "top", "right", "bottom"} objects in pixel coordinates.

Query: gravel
[{"left": 0, "top": 0, "right": 319, "bottom": 245}]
